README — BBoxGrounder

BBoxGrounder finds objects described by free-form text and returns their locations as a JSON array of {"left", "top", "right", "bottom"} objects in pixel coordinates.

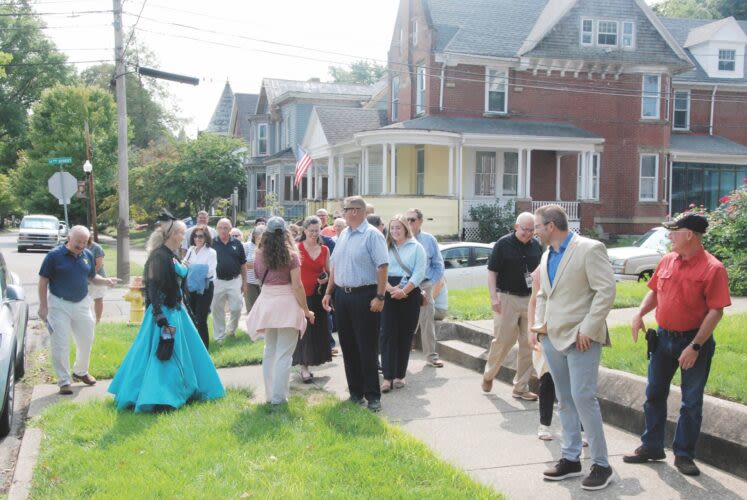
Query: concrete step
[{"left": 435, "top": 320, "right": 747, "bottom": 480}]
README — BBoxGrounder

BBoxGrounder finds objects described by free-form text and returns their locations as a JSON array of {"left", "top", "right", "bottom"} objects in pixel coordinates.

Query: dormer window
[
  {"left": 719, "top": 49, "right": 736, "bottom": 71},
  {"left": 597, "top": 21, "right": 618, "bottom": 46}
]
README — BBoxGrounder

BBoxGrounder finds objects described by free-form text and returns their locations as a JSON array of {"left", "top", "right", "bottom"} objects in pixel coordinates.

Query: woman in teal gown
[{"left": 109, "top": 214, "right": 224, "bottom": 412}]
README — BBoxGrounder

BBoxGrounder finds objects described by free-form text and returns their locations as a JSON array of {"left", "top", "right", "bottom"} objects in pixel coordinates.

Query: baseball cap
[
  {"left": 266, "top": 216, "right": 287, "bottom": 233},
  {"left": 662, "top": 212, "right": 708, "bottom": 233}
]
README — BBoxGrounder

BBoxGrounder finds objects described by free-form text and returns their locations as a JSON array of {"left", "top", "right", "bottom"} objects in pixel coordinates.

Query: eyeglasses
[
  {"left": 194, "top": 234, "right": 205, "bottom": 239},
  {"left": 534, "top": 222, "right": 550, "bottom": 230},
  {"left": 343, "top": 207, "right": 359, "bottom": 212},
  {"left": 407, "top": 217, "right": 418, "bottom": 223}
]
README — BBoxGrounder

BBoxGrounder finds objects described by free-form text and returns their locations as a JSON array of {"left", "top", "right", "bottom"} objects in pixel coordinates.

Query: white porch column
[
  {"left": 382, "top": 143, "right": 388, "bottom": 195},
  {"left": 306, "top": 160, "right": 313, "bottom": 200},
  {"left": 526, "top": 149, "right": 533, "bottom": 199},
  {"left": 327, "top": 154, "right": 335, "bottom": 201},
  {"left": 338, "top": 154, "right": 345, "bottom": 198},
  {"left": 448, "top": 145, "right": 454, "bottom": 196},
  {"left": 362, "top": 147, "right": 368, "bottom": 195},
  {"left": 457, "top": 143, "right": 464, "bottom": 236},
  {"left": 517, "top": 148, "right": 525, "bottom": 198},
  {"left": 555, "top": 154, "right": 562, "bottom": 201},
  {"left": 390, "top": 143, "right": 397, "bottom": 194}
]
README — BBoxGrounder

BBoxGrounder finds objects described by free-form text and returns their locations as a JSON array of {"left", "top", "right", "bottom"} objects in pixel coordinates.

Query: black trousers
[
  {"left": 381, "top": 278, "right": 421, "bottom": 380},
  {"left": 334, "top": 287, "right": 381, "bottom": 401},
  {"left": 188, "top": 281, "right": 214, "bottom": 349},
  {"left": 539, "top": 371, "right": 555, "bottom": 426}
]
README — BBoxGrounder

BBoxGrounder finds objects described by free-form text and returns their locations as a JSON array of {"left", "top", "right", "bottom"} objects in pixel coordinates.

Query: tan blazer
[{"left": 532, "top": 233, "right": 615, "bottom": 351}]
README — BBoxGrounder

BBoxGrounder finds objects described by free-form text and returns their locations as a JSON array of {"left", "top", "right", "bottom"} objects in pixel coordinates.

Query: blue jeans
[
  {"left": 541, "top": 336, "right": 609, "bottom": 467},
  {"left": 641, "top": 329, "right": 715, "bottom": 459}
]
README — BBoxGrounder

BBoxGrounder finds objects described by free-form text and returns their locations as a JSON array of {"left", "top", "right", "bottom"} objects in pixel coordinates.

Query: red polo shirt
[{"left": 648, "top": 247, "right": 731, "bottom": 331}]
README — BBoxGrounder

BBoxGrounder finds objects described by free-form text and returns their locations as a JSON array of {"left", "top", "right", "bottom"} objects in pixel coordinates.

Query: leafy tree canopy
[
  {"left": 0, "top": 0, "right": 73, "bottom": 169},
  {"left": 10, "top": 85, "right": 118, "bottom": 223},
  {"left": 328, "top": 60, "right": 386, "bottom": 85},
  {"left": 653, "top": 0, "right": 747, "bottom": 20}
]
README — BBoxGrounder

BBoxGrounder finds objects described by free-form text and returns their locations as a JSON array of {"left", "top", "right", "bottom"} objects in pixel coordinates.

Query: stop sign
[{"left": 48, "top": 171, "right": 79, "bottom": 204}]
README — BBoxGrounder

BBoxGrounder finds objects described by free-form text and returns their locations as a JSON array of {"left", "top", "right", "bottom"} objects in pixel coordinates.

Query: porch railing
[{"left": 531, "top": 201, "right": 579, "bottom": 220}]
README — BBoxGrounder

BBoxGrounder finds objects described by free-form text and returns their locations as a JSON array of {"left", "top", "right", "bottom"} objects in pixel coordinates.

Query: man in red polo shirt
[{"left": 624, "top": 212, "right": 731, "bottom": 476}]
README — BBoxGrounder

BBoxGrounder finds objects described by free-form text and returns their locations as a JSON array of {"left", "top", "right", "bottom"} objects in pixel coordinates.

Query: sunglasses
[
  {"left": 193, "top": 234, "right": 205, "bottom": 239},
  {"left": 343, "top": 207, "right": 359, "bottom": 212},
  {"left": 407, "top": 217, "right": 418, "bottom": 223}
]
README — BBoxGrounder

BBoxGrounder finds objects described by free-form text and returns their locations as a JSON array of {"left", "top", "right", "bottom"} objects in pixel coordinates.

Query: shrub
[
  {"left": 468, "top": 199, "right": 515, "bottom": 243},
  {"left": 704, "top": 179, "right": 747, "bottom": 296}
]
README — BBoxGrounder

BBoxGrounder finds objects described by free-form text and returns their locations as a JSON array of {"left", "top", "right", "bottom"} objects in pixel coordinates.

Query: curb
[
  {"left": 437, "top": 320, "right": 747, "bottom": 480},
  {"left": 7, "top": 427, "right": 41, "bottom": 500}
]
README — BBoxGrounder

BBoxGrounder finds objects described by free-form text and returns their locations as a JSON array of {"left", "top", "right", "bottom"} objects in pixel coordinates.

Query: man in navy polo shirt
[
  {"left": 38, "top": 225, "right": 120, "bottom": 395},
  {"left": 211, "top": 218, "right": 248, "bottom": 342}
]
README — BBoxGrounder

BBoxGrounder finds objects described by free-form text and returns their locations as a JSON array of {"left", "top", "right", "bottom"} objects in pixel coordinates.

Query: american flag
[{"left": 294, "top": 146, "right": 312, "bottom": 188}]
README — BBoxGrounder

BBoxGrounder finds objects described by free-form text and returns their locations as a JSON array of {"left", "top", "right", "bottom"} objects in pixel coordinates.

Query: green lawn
[
  {"left": 30, "top": 322, "right": 264, "bottom": 383},
  {"left": 602, "top": 313, "right": 747, "bottom": 405},
  {"left": 448, "top": 281, "right": 649, "bottom": 320},
  {"left": 101, "top": 243, "right": 144, "bottom": 277},
  {"left": 30, "top": 391, "right": 501, "bottom": 498}
]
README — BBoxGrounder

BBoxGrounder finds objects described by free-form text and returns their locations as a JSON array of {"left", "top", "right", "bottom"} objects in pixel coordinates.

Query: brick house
[{"left": 301, "top": 0, "right": 747, "bottom": 237}]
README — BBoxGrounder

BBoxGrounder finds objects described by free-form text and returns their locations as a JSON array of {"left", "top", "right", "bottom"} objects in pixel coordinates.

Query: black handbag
[{"left": 156, "top": 325, "right": 176, "bottom": 361}]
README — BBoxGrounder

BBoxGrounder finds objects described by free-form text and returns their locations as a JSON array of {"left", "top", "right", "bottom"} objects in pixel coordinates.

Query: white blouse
[{"left": 184, "top": 245, "right": 217, "bottom": 281}]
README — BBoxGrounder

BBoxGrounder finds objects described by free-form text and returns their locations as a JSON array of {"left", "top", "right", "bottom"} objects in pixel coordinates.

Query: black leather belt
[
  {"left": 340, "top": 284, "right": 376, "bottom": 294},
  {"left": 660, "top": 328, "right": 698, "bottom": 339},
  {"left": 497, "top": 289, "right": 531, "bottom": 297}
]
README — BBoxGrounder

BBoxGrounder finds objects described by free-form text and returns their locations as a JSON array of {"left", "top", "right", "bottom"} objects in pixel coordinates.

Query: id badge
[
  {"left": 399, "top": 276, "right": 409, "bottom": 288},
  {"left": 524, "top": 272, "right": 533, "bottom": 289}
]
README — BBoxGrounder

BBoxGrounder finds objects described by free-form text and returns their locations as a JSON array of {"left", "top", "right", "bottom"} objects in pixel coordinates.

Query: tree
[
  {"left": 0, "top": 1, "right": 73, "bottom": 170},
  {"left": 328, "top": 60, "right": 386, "bottom": 85},
  {"left": 10, "top": 85, "right": 118, "bottom": 222},
  {"left": 653, "top": 0, "right": 747, "bottom": 19},
  {"left": 0, "top": 173, "right": 20, "bottom": 229}
]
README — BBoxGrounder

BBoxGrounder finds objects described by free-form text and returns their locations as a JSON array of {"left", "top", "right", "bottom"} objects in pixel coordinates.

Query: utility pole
[
  {"left": 113, "top": 0, "right": 129, "bottom": 283},
  {"left": 83, "top": 121, "right": 98, "bottom": 243}
]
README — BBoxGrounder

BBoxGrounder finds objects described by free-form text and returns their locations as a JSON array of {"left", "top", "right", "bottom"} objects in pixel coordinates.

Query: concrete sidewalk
[{"left": 19, "top": 331, "right": 747, "bottom": 499}]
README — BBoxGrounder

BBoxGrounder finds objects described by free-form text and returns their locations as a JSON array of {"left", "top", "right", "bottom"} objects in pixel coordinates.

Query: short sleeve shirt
[
  {"left": 88, "top": 242, "right": 106, "bottom": 277},
  {"left": 330, "top": 221, "right": 388, "bottom": 287},
  {"left": 39, "top": 246, "right": 96, "bottom": 302},
  {"left": 253, "top": 252, "right": 300, "bottom": 286},
  {"left": 648, "top": 248, "right": 731, "bottom": 331},
  {"left": 213, "top": 237, "right": 247, "bottom": 280},
  {"left": 487, "top": 232, "right": 542, "bottom": 294}
]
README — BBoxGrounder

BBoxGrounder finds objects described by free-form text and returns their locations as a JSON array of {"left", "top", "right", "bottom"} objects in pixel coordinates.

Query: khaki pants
[
  {"left": 483, "top": 293, "right": 533, "bottom": 393},
  {"left": 212, "top": 276, "right": 243, "bottom": 341},
  {"left": 416, "top": 279, "right": 439, "bottom": 361},
  {"left": 48, "top": 294, "right": 95, "bottom": 386}
]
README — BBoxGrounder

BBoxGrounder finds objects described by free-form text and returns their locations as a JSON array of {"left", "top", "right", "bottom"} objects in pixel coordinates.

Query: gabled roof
[
  {"left": 662, "top": 17, "right": 747, "bottom": 84},
  {"left": 262, "top": 78, "right": 377, "bottom": 106},
  {"left": 670, "top": 134, "right": 747, "bottom": 157},
  {"left": 684, "top": 16, "right": 747, "bottom": 48},
  {"left": 229, "top": 93, "right": 259, "bottom": 143},
  {"left": 206, "top": 81, "right": 233, "bottom": 134},
  {"left": 313, "top": 106, "right": 387, "bottom": 145},
  {"left": 517, "top": 0, "right": 581, "bottom": 55},
  {"left": 384, "top": 115, "right": 600, "bottom": 139}
]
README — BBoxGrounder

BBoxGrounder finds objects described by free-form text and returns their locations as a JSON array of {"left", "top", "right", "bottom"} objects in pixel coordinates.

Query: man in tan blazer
[{"left": 532, "top": 205, "right": 616, "bottom": 491}]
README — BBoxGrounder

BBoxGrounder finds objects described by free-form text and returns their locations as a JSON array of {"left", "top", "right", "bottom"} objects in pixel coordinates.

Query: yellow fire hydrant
[{"left": 123, "top": 276, "right": 145, "bottom": 325}]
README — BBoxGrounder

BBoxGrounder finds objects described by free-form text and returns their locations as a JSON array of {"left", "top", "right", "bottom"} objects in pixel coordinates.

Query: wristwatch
[
  {"left": 690, "top": 342, "right": 701, "bottom": 352},
  {"left": 376, "top": 293, "right": 386, "bottom": 301}
]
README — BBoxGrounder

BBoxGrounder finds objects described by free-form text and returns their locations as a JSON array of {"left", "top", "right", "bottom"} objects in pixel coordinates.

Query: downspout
[
  {"left": 439, "top": 62, "right": 445, "bottom": 111},
  {"left": 709, "top": 85, "right": 718, "bottom": 136}
]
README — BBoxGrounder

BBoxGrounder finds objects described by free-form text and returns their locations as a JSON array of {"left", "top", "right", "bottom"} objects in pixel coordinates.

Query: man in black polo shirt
[
  {"left": 211, "top": 218, "right": 247, "bottom": 342},
  {"left": 482, "top": 212, "right": 542, "bottom": 400}
]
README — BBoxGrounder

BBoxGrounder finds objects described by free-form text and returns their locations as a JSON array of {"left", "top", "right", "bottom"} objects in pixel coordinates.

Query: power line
[
  {"left": 0, "top": 9, "right": 113, "bottom": 16},
  {"left": 0, "top": 23, "right": 110, "bottom": 30},
  {"left": 0, "top": 58, "right": 114, "bottom": 67},
  {"left": 122, "top": 0, "right": 147, "bottom": 55}
]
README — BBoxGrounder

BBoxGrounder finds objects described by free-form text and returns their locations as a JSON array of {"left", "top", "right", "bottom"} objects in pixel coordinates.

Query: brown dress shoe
[
  {"left": 59, "top": 384, "right": 73, "bottom": 395},
  {"left": 482, "top": 378, "right": 493, "bottom": 392},
  {"left": 73, "top": 373, "right": 97, "bottom": 386}
]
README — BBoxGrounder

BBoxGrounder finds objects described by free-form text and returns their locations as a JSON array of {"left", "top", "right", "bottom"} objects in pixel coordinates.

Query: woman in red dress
[{"left": 292, "top": 216, "right": 331, "bottom": 382}]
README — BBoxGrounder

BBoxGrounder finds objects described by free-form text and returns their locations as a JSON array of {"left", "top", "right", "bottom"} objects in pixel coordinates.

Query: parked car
[
  {"left": 439, "top": 242, "right": 494, "bottom": 290},
  {"left": 0, "top": 251, "right": 28, "bottom": 437},
  {"left": 17, "top": 214, "right": 67, "bottom": 252},
  {"left": 607, "top": 227, "right": 670, "bottom": 281}
]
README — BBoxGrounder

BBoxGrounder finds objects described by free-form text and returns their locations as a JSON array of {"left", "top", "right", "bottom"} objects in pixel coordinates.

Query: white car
[
  {"left": 607, "top": 227, "right": 670, "bottom": 281},
  {"left": 439, "top": 242, "right": 494, "bottom": 290}
]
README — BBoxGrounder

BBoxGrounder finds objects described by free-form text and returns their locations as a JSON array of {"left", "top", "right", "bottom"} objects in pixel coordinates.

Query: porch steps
[{"left": 433, "top": 320, "right": 747, "bottom": 480}]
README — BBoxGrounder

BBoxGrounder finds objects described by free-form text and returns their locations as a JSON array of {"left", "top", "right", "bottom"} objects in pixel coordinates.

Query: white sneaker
[{"left": 538, "top": 424, "right": 553, "bottom": 441}]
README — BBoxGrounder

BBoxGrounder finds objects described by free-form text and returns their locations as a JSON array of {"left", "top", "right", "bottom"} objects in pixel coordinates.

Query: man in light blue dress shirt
[
  {"left": 406, "top": 208, "right": 445, "bottom": 367},
  {"left": 323, "top": 196, "right": 388, "bottom": 412}
]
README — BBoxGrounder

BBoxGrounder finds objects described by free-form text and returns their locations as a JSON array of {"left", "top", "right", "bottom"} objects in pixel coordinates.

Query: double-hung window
[
  {"left": 673, "top": 90, "right": 690, "bottom": 130},
  {"left": 411, "top": 19, "right": 418, "bottom": 46},
  {"left": 622, "top": 21, "right": 635, "bottom": 49},
  {"left": 416, "top": 147, "right": 425, "bottom": 195},
  {"left": 641, "top": 74, "right": 660, "bottom": 119},
  {"left": 719, "top": 49, "right": 736, "bottom": 71},
  {"left": 391, "top": 76, "right": 399, "bottom": 121},
  {"left": 502, "top": 152, "right": 518, "bottom": 196},
  {"left": 257, "top": 123, "right": 268, "bottom": 156},
  {"left": 475, "top": 151, "right": 496, "bottom": 196},
  {"left": 576, "top": 153, "right": 600, "bottom": 200},
  {"left": 416, "top": 65, "right": 426, "bottom": 115},
  {"left": 581, "top": 18, "right": 593, "bottom": 45},
  {"left": 639, "top": 154, "right": 658, "bottom": 201},
  {"left": 597, "top": 20, "right": 618, "bottom": 47},
  {"left": 485, "top": 69, "right": 507, "bottom": 114}
]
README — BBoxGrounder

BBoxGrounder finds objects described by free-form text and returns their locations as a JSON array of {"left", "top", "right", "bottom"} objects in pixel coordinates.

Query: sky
[{"left": 38, "top": 0, "right": 400, "bottom": 136}]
